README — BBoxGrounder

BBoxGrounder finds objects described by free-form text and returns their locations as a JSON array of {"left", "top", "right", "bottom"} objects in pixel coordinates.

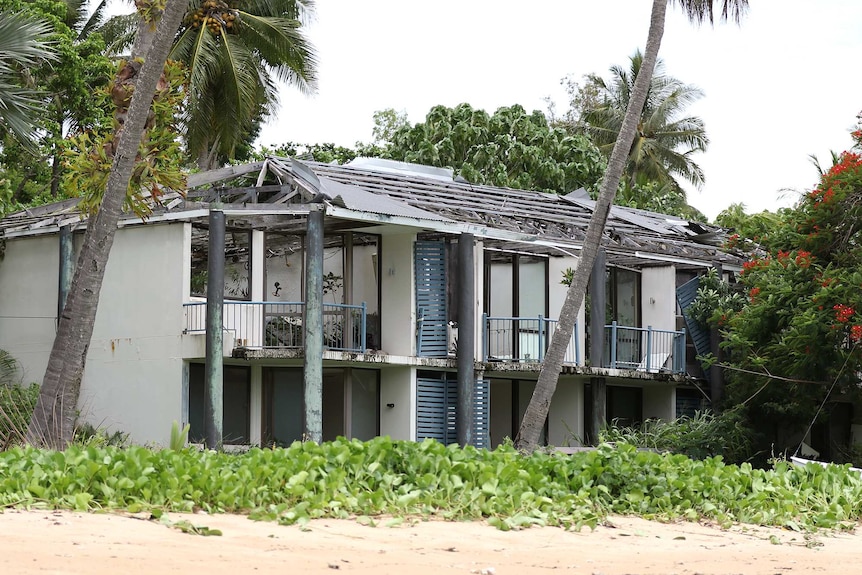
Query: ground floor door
[{"left": 260, "top": 367, "right": 379, "bottom": 445}]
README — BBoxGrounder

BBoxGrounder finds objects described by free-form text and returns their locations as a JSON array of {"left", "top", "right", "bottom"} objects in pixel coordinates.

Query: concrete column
[
  {"left": 589, "top": 248, "right": 606, "bottom": 367},
  {"left": 710, "top": 264, "right": 724, "bottom": 409},
  {"left": 249, "top": 365, "right": 262, "bottom": 445},
  {"left": 204, "top": 207, "right": 225, "bottom": 449},
  {"left": 589, "top": 377, "right": 606, "bottom": 445},
  {"left": 456, "top": 234, "right": 476, "bottom": 446},
  {"left": 303, "top": 206, "right": 324, "bottom": 442}
]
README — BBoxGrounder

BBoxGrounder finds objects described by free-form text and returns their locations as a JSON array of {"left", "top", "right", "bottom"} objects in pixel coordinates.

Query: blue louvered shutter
[
  {"left": 417, "top": 375, "right": 457, "bottom": 443},
  {"left": 473, "top": 379, "right": 490, "bottom": 449},
  {"left": 676, "top": 276, "right": 710, "bottom": 376},
  {"left": 415, "top": 241, "right": 448, "bottom": 357}
]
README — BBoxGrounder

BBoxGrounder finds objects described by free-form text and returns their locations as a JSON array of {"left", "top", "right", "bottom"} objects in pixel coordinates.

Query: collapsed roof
[{"left": 0, "top": 156, "right": 744, "bottom": 270}]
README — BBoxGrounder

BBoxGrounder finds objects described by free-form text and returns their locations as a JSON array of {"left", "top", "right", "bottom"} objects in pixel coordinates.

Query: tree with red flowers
[{"left": 709, "top": 114, "right": 862, "bottom": 462}]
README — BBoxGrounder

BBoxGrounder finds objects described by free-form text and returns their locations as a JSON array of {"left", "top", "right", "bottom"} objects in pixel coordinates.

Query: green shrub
[
  {"left": 0, "top": 438, "right": 860, "bottom": 531},
  {"left": 0, "top": 383, "right": 39, "bottom": 449},
  {"left": 599, "top": 409, "right": 753, "bottom": 463}
]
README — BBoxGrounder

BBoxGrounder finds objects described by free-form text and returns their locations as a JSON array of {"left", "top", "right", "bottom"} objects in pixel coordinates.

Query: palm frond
[
  {"left": 235, "top": 13, "right": 318, "bottom": 92},
  {"left": 0, "top": 11, "right": 56, "bottom": 144}
]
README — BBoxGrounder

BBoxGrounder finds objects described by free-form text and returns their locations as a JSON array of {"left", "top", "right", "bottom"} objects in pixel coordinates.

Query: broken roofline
[{"left": 0, "top": 156, "right": 744, "bottom": 270}]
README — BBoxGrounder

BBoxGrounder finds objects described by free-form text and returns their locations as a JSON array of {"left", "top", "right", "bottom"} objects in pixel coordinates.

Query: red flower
[
  {"left": 834, "top": 303, "right": 855, "bottom": 323},
  {"left": 795, "top": 251, "right": 813, "bottom": 268},
  {"left": 852, "top": 325, "right": 862, "bottom": 342}
]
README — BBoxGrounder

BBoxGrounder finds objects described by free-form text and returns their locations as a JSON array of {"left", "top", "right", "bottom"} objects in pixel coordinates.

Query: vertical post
[
  {"left": 360, "top": 302, "right": 367, "bottom": 351},
  {"left": 589, "top": 248, "right": 606, "bottom": 367},
  {"left": 610, "top": 321, "right": 618, "bottom": 369},
  {"left": 304, "top": 206, "right": 324, "bottom": 442},
  {"left": 537, "top": 315, "right": 544, "bottom": 362},
  {"left": 574, "top": 321, "right": 581, "bottom": 365},
  {"left": 344, "top": 232, "right": 354, "bottom": 350},
  {"left": 481, "top": 312, "right": 488, "bottom": 361},
  {"left": 646, "top": 325, "right": 653, "bottom": 371},
  {"left": 204, "top": 206, "right": 225, "bottom": 449},
  {"left": 710, "top": 264, "right": 724, "bottom": 409},
  {"left": 57, "top": 225, "right": 74, "bottom": 324},
  {"left": 456, "top": 233, "right": 475, "bottom": 447},
  {"left": 590, "top": 377, "right": 607, "bottom": 446}
]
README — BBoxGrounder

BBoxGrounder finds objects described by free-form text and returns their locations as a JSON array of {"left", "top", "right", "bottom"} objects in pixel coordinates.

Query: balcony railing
[
  {"left": 481, "top": 315, "right": 686, "bottom": 374},
  {"left": 183, "top": 301, "right": 367, "bottom": 352},
  {"left": 604, "top": 321, "right": 686, "bottom": 374},
  {"left": 482, "top": 314, "right": 581, "bottom": 365}
]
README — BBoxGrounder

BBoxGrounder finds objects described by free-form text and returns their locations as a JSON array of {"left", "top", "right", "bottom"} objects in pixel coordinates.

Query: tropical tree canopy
[
  {"left": 697, "top": 119, "right": 862, "bottom": 459},
  {"left": 0, "top": 9, "right": 57, "bottom": 145},
  {"left": 0, "top": 0, "right": 113, "bottom": 209},
  {"left": 170, "top": 0, "right": 318, "bottom": 169},
  {"left": 383, "top": 103, "right": 607, "bottom": 195},
  {"left": 580, "top": 49, "right": 709, "bottom": 192}
]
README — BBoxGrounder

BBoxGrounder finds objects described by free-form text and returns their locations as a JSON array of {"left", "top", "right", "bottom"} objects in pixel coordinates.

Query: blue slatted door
[
  {"left": 473, "top": 379, "right": 490, "bottom": 449},
  {"left": 676, "top": 276, "right": 709, "bottom": 376},
  {"left": 415, "top": 241, "right": 448, "bottom": 357},
  {"left": 416, "top": 376, "right": 457, "bottom": 444},
  {"left": 417, "top": 375, "right": 490, "bottom": 448}
]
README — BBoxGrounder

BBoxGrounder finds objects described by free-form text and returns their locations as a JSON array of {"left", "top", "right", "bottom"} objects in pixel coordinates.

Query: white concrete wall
[
  {"left": 548, "top": 378, "right": 584, "bottom": 446},
  {"left": 80, "top": 223, "right": 188, "bottom": 445},
  {"left": 548, "top": 255, "right": 585, "bottom": 364},
  {"left": 0, "top": 234, "right": 60, "bottom": 384},
  {"left": 379, "top": 366, "right": 414, "bottom": 440},
  {"left": 643, "top": 386, "right": 675, "bottom": 421},
  {"left": 379, "top": 232, "right": 416, "bottom": 356},
  {"left": 641, "top": 266, "right": 677, "bottom": 331}
]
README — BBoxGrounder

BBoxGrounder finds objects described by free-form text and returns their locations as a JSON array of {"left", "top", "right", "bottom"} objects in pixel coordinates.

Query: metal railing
[
  {"left": 481, "top": 314, "right": 581, "bottom": 365},
  {"left": 604, "top": 321, "right": 686, "bottom": 374},
  {"left": 183, "top": 301, "right": 367, "bottom": 352}
]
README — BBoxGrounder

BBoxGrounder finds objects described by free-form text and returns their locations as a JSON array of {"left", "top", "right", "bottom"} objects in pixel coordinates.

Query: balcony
[
  {"left": 481, "top": 315, "right": 686, "bottom": 374},
  {"left": 482, "top": 314, "right": 581, "bottom": 365},
  {"left": 183, "top": 301, "right": 367, "bottom": 353}
]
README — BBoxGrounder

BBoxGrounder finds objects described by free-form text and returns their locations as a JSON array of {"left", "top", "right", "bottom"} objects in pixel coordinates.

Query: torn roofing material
[{"left": 0, "top": 155, "right": 745, "bottom": 269}]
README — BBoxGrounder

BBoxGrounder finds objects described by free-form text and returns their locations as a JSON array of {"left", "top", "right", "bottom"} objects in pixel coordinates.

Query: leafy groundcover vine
[{"left": 0, "top": 438, "right": 860, "bottom": 532}]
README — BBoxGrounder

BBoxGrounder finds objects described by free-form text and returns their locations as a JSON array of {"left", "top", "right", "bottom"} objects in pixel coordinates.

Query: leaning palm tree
[
  {"left": 515, "top": 0, "right": 748, "bottom": 453},
  {"left": 0, "top": 11, "right": 56, "bottom": 145},
  {"left": 27, "top": 0, "right": 188, "bottom": 448},
  {"left": 170, "top": 0, "right": 318, "bottom": 169},
  {"left": 584, "top": 50, "right": 708, "bottom": 192}
]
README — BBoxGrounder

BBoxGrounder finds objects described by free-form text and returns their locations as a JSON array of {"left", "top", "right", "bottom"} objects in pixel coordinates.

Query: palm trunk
[
  {"left": 26, "top": 0, "right": 188, "bottom": 449},
  {"left": 514, "top": 0, "right": 668, "bottom": 452}
]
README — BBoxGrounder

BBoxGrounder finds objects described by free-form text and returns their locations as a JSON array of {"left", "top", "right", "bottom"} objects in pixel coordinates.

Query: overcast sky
[{"left": 257, "top": 1, "right": 862, "bottom": 221}]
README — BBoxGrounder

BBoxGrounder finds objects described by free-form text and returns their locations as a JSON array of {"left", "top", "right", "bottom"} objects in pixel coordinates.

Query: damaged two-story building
[{"left": 0, "top": 157, "right": 742, "bottom": 447}]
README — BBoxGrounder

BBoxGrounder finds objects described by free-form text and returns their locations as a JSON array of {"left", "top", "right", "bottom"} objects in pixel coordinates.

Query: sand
[{"left": 0, "top": 509, "right": 860, "bottom": 574}]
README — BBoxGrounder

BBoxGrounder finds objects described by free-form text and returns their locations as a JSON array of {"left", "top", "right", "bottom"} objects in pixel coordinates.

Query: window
[{"left": 189, "top": 224, "right": 251, "bottom": 300}]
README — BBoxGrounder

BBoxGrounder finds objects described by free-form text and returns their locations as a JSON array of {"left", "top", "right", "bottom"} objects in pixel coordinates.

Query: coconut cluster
[{"left": 186, "top": 0, "right": 238, "bottom": 34}]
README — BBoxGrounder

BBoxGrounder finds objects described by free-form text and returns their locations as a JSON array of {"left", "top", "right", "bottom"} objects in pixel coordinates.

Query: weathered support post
[
  {"left": 303, "top": 205, "right": 324, "bottom": 442},
  {"left": 590, "top": 378, "right": 607, "bottom": 444},
  {"left": 589, "top": 248, "right": 607, "bottom": 445},
  {"left": 343, "top": 232, "right": 354, "bottom": 350},
  {"left": 57, "top": 225, "right": 74, "bottom": 323},
  {"left": 204, "top": 206, "right": 225, "bottom": 449},
  {"left": 456, "top": 233, "right": 475, "bottom": 446},
  {"left": 710, "top": 263, "right": 725, "bottom": 409}
]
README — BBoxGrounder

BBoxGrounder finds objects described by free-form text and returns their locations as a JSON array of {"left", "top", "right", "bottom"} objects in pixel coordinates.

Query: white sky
[{"left": 257, "top": 1, "right": 862, "bottom": 221}]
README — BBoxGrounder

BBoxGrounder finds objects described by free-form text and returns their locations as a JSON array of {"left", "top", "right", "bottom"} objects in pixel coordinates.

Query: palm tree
[
  {"left": 27, "top": 0, "right": 187, "bottom": 448},
  {"left": 515, "top": 0, "right": 748, "bottom": 453},
  {"left": 170, "top": 0, "right": 318, "bottom": 169},
  {"left": 584, "top": 50, "right": 708, "bottom": 192},
  {"left": 0, "top": 11, "right": 56, "bottom": 145}
]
